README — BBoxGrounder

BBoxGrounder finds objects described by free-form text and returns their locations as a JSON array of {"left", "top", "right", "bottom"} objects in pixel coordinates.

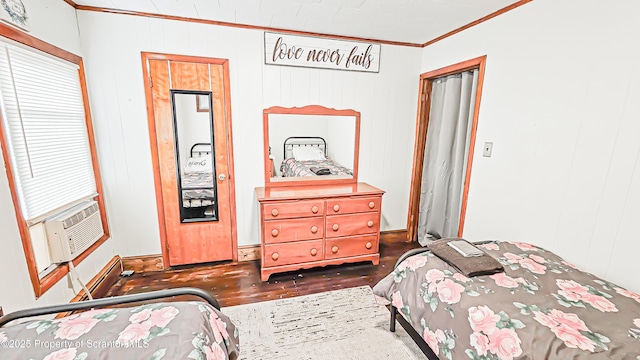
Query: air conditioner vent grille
[
  {"left": 66, "top": 211, "right": 102, "bottom": 254},
  {"left": 62, "top": 202, "right": 99, "bottom": 229}
]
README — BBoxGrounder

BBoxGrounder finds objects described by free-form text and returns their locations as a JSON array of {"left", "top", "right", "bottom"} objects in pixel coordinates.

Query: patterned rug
[{"left": 222, "top": 286, "right": 425, "bottom": 359}]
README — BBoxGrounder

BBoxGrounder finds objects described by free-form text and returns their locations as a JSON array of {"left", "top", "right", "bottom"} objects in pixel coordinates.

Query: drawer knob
[
  {"left": 310, "top": 248, "right": 318, "bottom": 256},
  {"left": 331, "top": 246, "right": 339, "bottom": 254},
  {"left": 271, "top": 209, "right": 279, "bottom": 217},
  {"left": 332, "top": 223, "right": 339, "bottom": 231},
  {"left": 365, "top": 242, "right": 372, "bottom": 249},
  {"left": 368, "top": 201, "right": 375, "bottom": 209},
  {"left": 367, "top": 220, "right": 374, "bottom": 228},
  {"left": 271, "top": 252, "right": 279, "bottom": 261},
  {"left": 311, "top": 205, "right": 319, "bottom": 214},
  {"left": 311, "top": 225, "right": 318, "bottom": 234},
  {"left": 271, "top": 229, "right": 279, "bottom": 237},
  {"left": 333, "top": 204, "right": 340, "bottom": 212}
]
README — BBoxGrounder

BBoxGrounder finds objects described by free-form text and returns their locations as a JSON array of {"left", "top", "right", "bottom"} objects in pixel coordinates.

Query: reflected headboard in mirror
[{"left": 263, "top": 105, "right": 360, "bottom": 187}]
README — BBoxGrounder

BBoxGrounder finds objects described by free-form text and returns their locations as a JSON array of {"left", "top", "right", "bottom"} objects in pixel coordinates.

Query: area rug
[{"left": 222, "top": 286, "right": 425, "bottom": 359}]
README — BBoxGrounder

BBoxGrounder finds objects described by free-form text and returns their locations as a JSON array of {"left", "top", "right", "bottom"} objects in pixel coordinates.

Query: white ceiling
[{"left": 71, "top": 0, "right": 522, "bottom": 45}]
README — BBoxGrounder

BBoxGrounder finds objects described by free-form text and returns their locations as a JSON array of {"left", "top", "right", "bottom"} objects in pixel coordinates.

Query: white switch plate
[{"left": 483, "top": 142, "right": 493, "bottom": 157}]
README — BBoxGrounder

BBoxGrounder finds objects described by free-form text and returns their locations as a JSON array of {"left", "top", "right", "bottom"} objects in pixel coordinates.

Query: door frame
[
  {"left": 406, "top": 55, "right": 487, "bottom": 242},
  {"left": 141, "top": 52, "right": 238, "bottom": 265}
]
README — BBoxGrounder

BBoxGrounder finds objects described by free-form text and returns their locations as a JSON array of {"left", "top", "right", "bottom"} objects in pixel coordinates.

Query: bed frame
[
  {"left": 190, "top": 142, "right": 212, "bottom": 157},
  {"left": 283, "top": 136, "right": 327, "bottom": 159},
  {"left": 0, "top": 287, "right": 220, "bottom": 327}
]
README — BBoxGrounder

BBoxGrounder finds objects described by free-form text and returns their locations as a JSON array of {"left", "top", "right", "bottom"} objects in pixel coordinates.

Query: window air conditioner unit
[{"left": 45, "top": 200, "right": 104, "bottom": 264}]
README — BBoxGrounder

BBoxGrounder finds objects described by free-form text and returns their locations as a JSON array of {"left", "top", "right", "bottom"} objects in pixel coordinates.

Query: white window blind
[{"left": 0, "top": 41, "right": 97, "bottom": 222}]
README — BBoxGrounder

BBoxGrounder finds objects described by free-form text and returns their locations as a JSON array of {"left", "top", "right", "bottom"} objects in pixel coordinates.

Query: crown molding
[
  {"left": 73, "top": 5, "right": 423, "bottom": 48},
  {"left": 63, "top": 1, "right": 531, "bottom": 48}
]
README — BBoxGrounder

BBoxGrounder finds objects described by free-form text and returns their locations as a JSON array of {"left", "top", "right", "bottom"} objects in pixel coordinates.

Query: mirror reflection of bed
[
  {"left": 180, "top": 143, "right": 216, "bottom": 220},
  {"left": 265, "top": 108, "right": 358, "bottom": 185},
  {"left": 280, "top": 136, "right": 353, "bottom": 178}
]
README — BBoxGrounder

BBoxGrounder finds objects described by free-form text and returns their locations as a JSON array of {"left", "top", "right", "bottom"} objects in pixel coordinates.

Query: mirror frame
[{"left": 263, "top": 105, "right": 360, "bottom": 188}]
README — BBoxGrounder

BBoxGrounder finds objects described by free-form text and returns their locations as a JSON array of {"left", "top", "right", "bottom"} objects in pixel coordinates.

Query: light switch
[{"left": 483, "top": 142, "right": 493, "bottom": 157}]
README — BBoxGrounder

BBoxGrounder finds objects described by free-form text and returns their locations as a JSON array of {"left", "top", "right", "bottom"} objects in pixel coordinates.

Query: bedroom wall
[
  {"left": 75, "top": 11, "right": 421, "bottom": 254},
  {"left": 421, "top": 0, "right": 640, "bottom": 292},
  {"left": 0, "top": 0, "right": 117, "bottom": 312}
]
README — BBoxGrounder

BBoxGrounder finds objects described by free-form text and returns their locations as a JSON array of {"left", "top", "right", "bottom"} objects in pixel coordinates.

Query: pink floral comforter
[
  {"left": 373, "top": 241, "right": 640, "bottom": 360},
  {"left": 0, "top": 301, "right": 239, "bottom": 360}
]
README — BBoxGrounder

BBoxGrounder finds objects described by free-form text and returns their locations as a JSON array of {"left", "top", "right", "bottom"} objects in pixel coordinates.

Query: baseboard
[
  {"left": 121, "top": 249, "right": 260, "bottom": 269},
  {"left": 380, "top": 229, "right": 410, "bottom": 243},
  {"left": 381, "top": 229, "right": 408, "bottom": 235},
  {"left": 238, "top": 245, "right": 260, "bottom": 262},
  {"left": 75, "top": 255, "right": 122, "bottom": 301},
  {"left": 122, "top": 254, "right": 165, "bottom": 273},
  {"left": 57, "top": 255, "right": 123, "bottom": 318}
]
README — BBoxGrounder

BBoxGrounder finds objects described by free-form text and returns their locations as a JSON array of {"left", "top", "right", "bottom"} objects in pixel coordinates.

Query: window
[
  {"left": 0, "top": 26, "right": 108, "bottom": 297},
  {"left": 0, "top": 42, "right": 97, "bottom": 222}
]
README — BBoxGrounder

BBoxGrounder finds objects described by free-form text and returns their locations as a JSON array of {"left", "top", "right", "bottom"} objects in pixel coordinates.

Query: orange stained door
[{"left": 145, "top": 55, "right": 236, "bottom": 266}]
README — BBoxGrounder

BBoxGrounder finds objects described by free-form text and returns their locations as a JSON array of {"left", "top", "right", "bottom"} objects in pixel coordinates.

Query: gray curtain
[{"left": 418, "top": 70, "right": 478, "bottom": 246}]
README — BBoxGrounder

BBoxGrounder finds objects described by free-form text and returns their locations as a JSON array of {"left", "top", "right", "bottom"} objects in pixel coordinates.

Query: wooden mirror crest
[{"left": 263, "top": 105, "right": 360, "bottom": 188}]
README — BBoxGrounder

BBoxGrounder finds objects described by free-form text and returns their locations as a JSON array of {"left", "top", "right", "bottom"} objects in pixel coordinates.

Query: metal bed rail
[{"left": 0, "top": 287, "right": 220, "bottom": 328}]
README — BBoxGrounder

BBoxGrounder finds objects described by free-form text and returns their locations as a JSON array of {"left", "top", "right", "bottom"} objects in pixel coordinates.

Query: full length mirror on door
[{"left": 171, "top": 91, "right": 219, "bottom": 222}]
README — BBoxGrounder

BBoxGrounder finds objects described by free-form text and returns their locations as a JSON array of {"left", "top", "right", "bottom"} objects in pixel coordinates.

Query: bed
[
  {"left": 279, "top": 136, "right": 353, "bottom": 177},
  {"left": 0, "top": 287, "right": 239, "bottom": 360},
  {"left": 181, "top": 143, "right": 217, "bottom": 218},
  {"left": 373, "top": 240, "right": 640, "bottom": 359}
]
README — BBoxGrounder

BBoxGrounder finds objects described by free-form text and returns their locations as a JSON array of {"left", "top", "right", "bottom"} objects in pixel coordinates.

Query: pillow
[
  {"left": 292, "top": 146, "right": 325, "bottom": 161},
  {"left": 184, "top": 156, "right": 211, "bottom": 173}
]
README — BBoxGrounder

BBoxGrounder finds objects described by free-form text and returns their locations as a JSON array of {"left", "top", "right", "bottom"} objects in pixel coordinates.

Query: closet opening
[{"left": 407, "top": 56, "right": 487, "bottom": 244}]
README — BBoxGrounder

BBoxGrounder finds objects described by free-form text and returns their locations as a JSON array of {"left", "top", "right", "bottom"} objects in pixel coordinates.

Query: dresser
[{"left": 256, "top": 182, "right": 384, "bottom": 281}]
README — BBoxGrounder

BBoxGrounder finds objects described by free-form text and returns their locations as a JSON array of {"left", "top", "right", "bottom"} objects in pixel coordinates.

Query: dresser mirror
[{"left": 263, "top": 105, "right": 360, "bottom": 187}]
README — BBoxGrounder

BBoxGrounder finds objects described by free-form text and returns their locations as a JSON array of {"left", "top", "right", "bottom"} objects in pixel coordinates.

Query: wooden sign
[
  {"left": 264, "top": 32, "right": 380, "bottom": 73},
  {"left": 0, "top": 0, "right": 29, "bottom": 31}
]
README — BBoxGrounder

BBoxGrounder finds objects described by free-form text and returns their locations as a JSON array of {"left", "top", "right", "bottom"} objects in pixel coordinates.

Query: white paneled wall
[
  {"left": 2, "top": 0, "right": 638, "bottom": 312},
  {"left": 0, "top": 0, "right": 118, "bottom": 312},
  {"left": 76, "top": 11, "right": 421, "bottom": 255},
  {"left": 421, "top": 0, "right": 640, "bottom": 292}
]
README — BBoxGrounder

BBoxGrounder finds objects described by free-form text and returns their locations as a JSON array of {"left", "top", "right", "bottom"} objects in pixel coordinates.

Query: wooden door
[{"left": 143, "top": 54, "right": 237, "bottom": 266}]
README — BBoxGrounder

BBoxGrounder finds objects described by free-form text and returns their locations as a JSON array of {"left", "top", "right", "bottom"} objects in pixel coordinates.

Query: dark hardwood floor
[{"left": 105, "top": 232, "right": 420, "bottom": 308}]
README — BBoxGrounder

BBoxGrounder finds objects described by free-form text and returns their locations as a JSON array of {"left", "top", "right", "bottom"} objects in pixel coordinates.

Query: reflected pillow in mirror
[
  {"left": 184, "top": 156, "right": 211, "bottom": 173},
  {"left": 292, "top": 146, "right": 325, "bottom": 161}
]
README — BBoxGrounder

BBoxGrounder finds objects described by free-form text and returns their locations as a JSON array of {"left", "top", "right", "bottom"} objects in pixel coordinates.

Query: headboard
[
  {"left": 190, "top": 143, "right": 212, "bottom": 157},
  {"left": 284, "top": 137, "right": 327, "bottom": 159}
]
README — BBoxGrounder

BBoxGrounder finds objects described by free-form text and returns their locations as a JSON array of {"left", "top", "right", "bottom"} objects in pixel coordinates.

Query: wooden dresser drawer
[
  {"left": 325, "top": 235, "right": 379, "bottom": 260},
  {"left": 263, "top": 217, "right": 324, "bottom": 244},
  {"left": 325, "top": 212, "right": 380, "bottom": 238},
  {"left": 262, "top": 200, "right": 324, "bottom": 220},
  {"left": 256, "top": 183, "right": 384, "bottom": 281},
  {"left": 263, "top": 240, "right": 324, "bottom": 267},
  {"left": 326, "top": 196, "right": 381, "bottom": 215}
]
